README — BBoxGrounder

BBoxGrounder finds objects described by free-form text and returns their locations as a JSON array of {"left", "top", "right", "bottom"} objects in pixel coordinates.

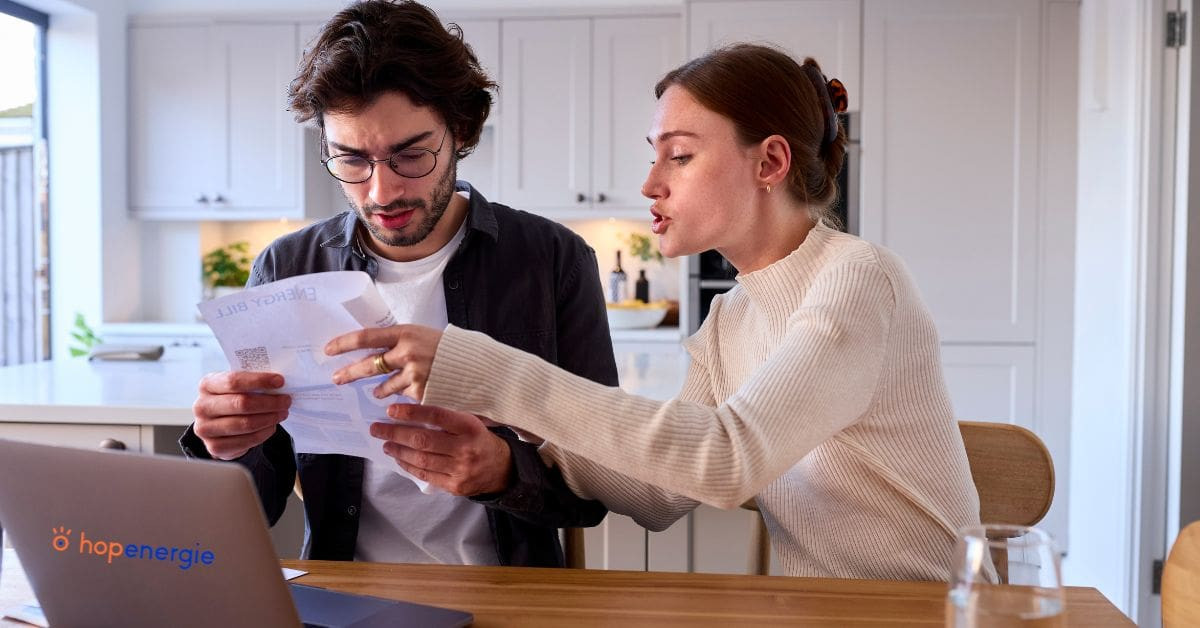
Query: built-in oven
[{"left": 686, "top": 112, "right": 860, "bottom": 333}]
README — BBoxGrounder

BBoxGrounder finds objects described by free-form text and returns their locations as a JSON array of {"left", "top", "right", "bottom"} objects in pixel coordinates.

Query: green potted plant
[
  {"left": 622, "top": 232, "right": 663, "bottom": 263},
  {"left": 68, "top": 312, "right": 102, "bottom": 358},
  {"left": 202, "top": 241, "right": 252, "bottom": 299}
]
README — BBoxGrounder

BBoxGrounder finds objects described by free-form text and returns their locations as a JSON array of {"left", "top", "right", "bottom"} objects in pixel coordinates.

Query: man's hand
[
  {"left": 369, "top": 404, "right": 512, "bottom": 496},
  {"left": 325, "top": 324, "right": 442, "bottom": 401},
  {"left": 192, "top": 371, "right": 291, "bottom": 460}
]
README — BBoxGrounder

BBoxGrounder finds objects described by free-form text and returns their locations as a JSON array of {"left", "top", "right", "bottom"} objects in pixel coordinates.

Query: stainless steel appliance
[{"left": 686, "top": 112, "right": 860, "bottom": 333}]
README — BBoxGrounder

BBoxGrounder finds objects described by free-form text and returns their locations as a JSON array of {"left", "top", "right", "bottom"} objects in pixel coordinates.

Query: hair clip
[{"left": 827, "top": 78, "right": 848, "bottom": 115}]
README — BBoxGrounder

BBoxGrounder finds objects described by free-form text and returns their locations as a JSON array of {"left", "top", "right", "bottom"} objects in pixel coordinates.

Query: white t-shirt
[{"left": 352, "top": 218, "right": 498, "bottom": 566}]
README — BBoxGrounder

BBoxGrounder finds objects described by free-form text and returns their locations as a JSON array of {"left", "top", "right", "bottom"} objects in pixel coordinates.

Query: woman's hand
[{"left": 325, "top": 324, "right": 443, "bottom": 401}]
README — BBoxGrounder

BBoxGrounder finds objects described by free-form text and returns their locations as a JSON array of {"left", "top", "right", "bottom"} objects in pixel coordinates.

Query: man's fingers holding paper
[
  {"left": 369, "top": 422, "right": 458, "bottom": 456},
  {"left": 371, "top": 405, "right": 513, "bottom": 496},
  {"left": 199, "top": 370, "right": 285, "bottom": 395},
  {"left": 193, "top": 370, "right": 291, "bottom": 460},
  {"left": 198, "top": 425, "right": 281, "bottom": 461}
]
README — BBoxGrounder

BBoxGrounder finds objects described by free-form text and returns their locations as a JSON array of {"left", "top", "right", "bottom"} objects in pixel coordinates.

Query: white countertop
[
  {"left": 0, "top": 343, "right": 688, "bottom": 426},
  {"left": 0, "top": 348, "right": 226, "bottom": 426}
]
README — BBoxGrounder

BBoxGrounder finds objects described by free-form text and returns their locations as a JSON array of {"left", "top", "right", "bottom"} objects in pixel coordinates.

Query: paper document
[
  {"left": 1, "top": 601, "right": 47, "bottom": 627},
  {"left": 198, "top": 271, "right": 430, "bottom": 492},
  {"left": 282, "top": 567, "right": 308, "bottom": 581}
]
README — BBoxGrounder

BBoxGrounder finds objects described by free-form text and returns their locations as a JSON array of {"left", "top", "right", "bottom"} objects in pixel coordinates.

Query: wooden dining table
[
  {"left": 0, "top": 548, "right": 1132, "bottom": 626},
  {"left": 280, "top": 559, "right": 1133, "bottom": 627}
]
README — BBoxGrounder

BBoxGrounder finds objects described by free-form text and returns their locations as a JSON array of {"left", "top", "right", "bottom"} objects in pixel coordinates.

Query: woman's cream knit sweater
[{"left": 423, "top": 224, "right": 980, "bottom": 580}]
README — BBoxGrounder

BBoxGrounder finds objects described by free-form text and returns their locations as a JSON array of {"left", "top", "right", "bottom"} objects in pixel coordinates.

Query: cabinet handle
[
  {"left": 597, "top": 193, "right": 607, "bottom": 203},
  {"left": 196, "top": 195, "right": 209, "bottom": 204},
  {"left": 98, "top": 438, "right": 127, "bottom": 450},
  {"left": 214, "top": 194, "right": 227, "bottom": 204},
  {"left": 576, "top": 193, "right": 587, "bottom": 203}
]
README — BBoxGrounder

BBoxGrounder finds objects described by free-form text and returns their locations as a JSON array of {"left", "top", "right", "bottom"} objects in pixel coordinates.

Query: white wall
[
  {"left": 1066, "top": 0, "right": 1152, "bottom": 616},
  {"left": 20, "top": 0, "right": 138, "bottom": 359}
]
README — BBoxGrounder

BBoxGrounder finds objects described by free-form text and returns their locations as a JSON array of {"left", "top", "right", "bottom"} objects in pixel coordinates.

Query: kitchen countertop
[{"left": 0, "top": 342, "right": 688, "bottom": 426}]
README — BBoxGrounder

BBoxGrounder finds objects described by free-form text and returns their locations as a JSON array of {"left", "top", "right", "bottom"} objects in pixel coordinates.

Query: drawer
[{"left": 0, "top": 423, "right": 144, "bottom": 452}]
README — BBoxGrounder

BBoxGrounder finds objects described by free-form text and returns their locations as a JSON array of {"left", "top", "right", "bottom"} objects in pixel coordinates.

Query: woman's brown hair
[
  {"left": 654, "top": 44, "right": 847, "bottom": 227},
  {"left": 287, "top": 0, "right": 496, "bottom": 160}
]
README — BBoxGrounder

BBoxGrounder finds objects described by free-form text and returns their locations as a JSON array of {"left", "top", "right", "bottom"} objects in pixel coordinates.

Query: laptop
[{"left": 0, "top": 438, "right": 473, "bottom": 628}]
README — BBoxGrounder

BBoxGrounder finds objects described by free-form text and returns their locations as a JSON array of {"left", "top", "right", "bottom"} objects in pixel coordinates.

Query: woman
[{"left": 326, "top": 44, "right": 981, "bottom": 580}]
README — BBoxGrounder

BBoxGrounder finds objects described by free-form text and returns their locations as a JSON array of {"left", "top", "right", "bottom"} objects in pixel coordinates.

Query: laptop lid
[
  {"left": 0, "top": 438, "right": 300, "bottom": 627},
  {"left": 0, "top": 439, "right": 471, "bottom": 628}
]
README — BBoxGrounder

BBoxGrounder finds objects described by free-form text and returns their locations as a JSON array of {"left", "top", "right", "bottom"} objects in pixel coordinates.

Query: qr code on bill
[{"left": 235, "top": 346, "right": 271, "bottom": 371}]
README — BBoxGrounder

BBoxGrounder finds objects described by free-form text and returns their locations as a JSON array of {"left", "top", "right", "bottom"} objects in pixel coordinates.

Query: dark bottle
[
  {"left": 635, "top": 269, "right": 650, "bottom": 303},
  {"left": 608, "top": 250, "right": 627, "bottom": 302}
]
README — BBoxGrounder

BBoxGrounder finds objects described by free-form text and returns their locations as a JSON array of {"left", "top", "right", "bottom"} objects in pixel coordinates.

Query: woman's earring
[{"left": 765, "top": 184, "right": 772, "bottom": 194}]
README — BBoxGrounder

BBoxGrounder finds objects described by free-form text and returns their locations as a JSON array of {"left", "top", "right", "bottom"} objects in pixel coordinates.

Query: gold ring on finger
[{"left": 372, "top": 353, "right": 391, "bottom": 375}]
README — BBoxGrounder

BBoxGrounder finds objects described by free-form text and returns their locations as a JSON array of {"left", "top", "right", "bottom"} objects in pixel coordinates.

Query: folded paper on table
[{"left": 197, "top": 270, "right": 431, "bottom": 492}]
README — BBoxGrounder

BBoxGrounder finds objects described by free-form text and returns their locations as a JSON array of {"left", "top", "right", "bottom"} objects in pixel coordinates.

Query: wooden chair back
[
  {"left": 740, "top": 420, "right": 1055, "bottom": 576},
  {"left": 958, "top": 420, "right": 1054, "bottom": 527},
  {"left": 1164, "top": 520, "right": 1200, "bottom": 627}
]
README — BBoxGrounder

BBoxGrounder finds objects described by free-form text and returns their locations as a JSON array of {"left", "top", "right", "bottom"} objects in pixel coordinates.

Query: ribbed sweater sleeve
[
  {"left": 534, "top": 343, "right": 715, "bottom": 531},
  {"left": 423, "top": 260, "right": 897, "bottom": 509}
]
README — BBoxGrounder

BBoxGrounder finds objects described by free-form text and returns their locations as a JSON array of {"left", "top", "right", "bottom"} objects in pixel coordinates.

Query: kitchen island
[{"left": 0, "top": 347, "right": 225, "bottom": 452}]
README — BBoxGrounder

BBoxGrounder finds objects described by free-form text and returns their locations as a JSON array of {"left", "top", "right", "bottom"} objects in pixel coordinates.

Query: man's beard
[{"left": 350, "top": 156, "right": 457, "bottom": 248}]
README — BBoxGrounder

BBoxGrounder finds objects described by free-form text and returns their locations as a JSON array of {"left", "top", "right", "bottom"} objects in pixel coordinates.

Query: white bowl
[{"left": 606, "top": 305, "right": 669, "bottom": 330}]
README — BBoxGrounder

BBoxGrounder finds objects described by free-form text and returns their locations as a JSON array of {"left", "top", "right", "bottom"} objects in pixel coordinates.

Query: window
[{"left": 0, "top": 0, "right": 49, "bottom": 365}]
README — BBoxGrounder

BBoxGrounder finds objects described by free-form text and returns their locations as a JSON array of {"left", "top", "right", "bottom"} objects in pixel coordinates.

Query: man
[{"left": 180, "top": 0, "right": 615, "bottom": 567}]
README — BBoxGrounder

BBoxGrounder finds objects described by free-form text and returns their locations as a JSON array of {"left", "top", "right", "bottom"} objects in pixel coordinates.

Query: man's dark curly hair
[{"left": 287, "top": 0, "right": 496, "bottom": 160}]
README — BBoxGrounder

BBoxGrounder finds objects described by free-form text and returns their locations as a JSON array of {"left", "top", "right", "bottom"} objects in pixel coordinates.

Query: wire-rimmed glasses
[{"left": 322, "top": 128, "right": 449, "bottom": 184}]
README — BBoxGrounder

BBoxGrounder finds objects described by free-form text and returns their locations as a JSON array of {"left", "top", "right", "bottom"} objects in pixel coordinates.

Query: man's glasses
[{"left": 322, "top": 128, "right": 449, "bottom": 184}]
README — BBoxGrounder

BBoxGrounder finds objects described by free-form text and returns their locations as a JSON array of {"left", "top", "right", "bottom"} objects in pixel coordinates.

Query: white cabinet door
[
  {"left": 216, "top": 24, "right": 299, "bottom": 215},
  {"left": 448, "top": 19, "right": 500, "bottom": 199},
  {"left": 687, "top": 0, "right": 861, "bottom": 109},
  {"left": 592, "top": 17, "right": 682, "bottom": 212},
  {"left": 498, "top": 19, "right": 592, "bottom": 212},
  {"left": 450, "top": 19, "right": 501, "bottom": 112},
  {"left": 860, "top": 0, "right": 1040, "bottom": 343},
  {"left": 940, "top": 344, "right": 1036, "bottom": 429},
  {"left": 129, "top": 24, "right": 222, "bottom": 212},
  {"left": 130, "top": 23, "right": 306, "bottom": 220}
]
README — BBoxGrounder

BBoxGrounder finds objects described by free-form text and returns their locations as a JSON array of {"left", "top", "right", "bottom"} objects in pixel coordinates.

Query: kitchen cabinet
[
  {"left": 860, "top": 0, "right": 1041, "bottom": 343},
  {"left": 497, "top": 16, "right": 681, "bottom": 216},
  {"left": 859, "top": 0, "right": 1075, "bottom": 548},
  {"left": 0, "top": 423, "right": 152, "bottom": 453},
  {"left": 941, "top": 345, "right": 1037, "bottom": 428},
  {"left": 444, "top": 18, "right": 500, "bottom": 199},
  {"left": 129, "top": 22, "right": 315, "bottom": 220},
  {"left": 686, "top": 0, "right": 861, "bottom": 109}
]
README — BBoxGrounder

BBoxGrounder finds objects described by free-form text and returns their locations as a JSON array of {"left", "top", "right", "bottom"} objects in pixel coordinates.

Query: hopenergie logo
[
  {"left": 51, "top": 526, "right": 71, "bottom": 551},
  {"left": 50, "top": 525, "right": 216, "bottom": 571}
]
